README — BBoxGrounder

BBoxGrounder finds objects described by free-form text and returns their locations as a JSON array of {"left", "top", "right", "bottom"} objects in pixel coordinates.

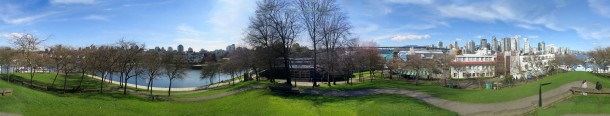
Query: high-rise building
[
  {"left": 178, "top": 44, "right": 184, "bottom": 53},
  {"left": 538, "top": 41, "right": 545, "bottom": 54},
  {"left": 438, "top": 41, "right": 443, "bottom": 49},
  {"left": 502, "top": 37, "right": 511, "bottom": 51},
  {"left": 454, "top": 41, "right": 459, "bottom": 49},
  {"left": 468, "top": 40, "right": 475, "bottom": 53},
  {"left": 491, "top": 36, "right": 498, "bottom": 52},
  {"left": 168, "top": 47, "right": 174, "bottom": 52},
  {"left": 510, "top": 36, "right": 519, "bottom": 53},
  {"left": 187, "top": 47, "right": 194, "bottom": 53},
  {"left": 480, "top": 38, "right": 488, "bottom": 50},
  {"left": 524, "top": 38, "right": 530, "bottom": 54}
]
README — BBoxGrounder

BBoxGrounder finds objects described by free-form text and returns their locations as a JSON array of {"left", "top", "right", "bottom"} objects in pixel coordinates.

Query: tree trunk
[
  {"left": 100, "top": 73, "right": 105, "bottom": 93},
  {"left": 123, "top": 77, "right": 129, "bottom": 95},
  {"left": 312, "top": 46, "right": 317, "bottom": 87},
  {"left": 168, "top": 79, "right": 173, "bottom": 96},
  {"left": 283, "top": 55, "right": 292, "bottom": 86},
  {"left": 135, "top": 76, "right": 138, "bottom": 91},
  {"left": 78, "top": 70, "right": 85, "bottom": 90},
  {"left": 30, "top": 65, "right": 34, "bottom": 87},
  {"left": 64, "top": 72, "right": 68, "bottom": 94},
  {"left": 150, "top": 79, "right": 154, "bottom": 96},
  {"left": 52, "top": 69, "right": 60, "bottom": 87},
  {"left": 254, "top": 68, "right": 259, "bottom": 81}
]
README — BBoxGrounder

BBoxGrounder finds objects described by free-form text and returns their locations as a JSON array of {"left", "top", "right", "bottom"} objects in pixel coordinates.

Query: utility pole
[{"left": 539, "top": 82, "right": 552, "bottom": 107}]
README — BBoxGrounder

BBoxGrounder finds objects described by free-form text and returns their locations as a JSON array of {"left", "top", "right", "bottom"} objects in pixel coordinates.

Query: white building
[
  {"left": 512, "top": 54, "right": 555, "bottom": 79},
  {"left": 450, "top": 49, "right": 496, "bottom": 78}
]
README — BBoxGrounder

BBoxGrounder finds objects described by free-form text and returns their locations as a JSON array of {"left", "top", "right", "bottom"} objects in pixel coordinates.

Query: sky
[{"left": 1, "top": 0, "right": 610, "bottom": 51}]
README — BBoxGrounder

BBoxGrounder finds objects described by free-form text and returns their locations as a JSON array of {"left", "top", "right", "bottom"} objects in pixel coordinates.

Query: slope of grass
[
  {"left": 0, "top": 79, "right": 457, "bottom": 116},
  {"left": 314, "top": 71, "right": 610, "bottom": 103},
  {"left": 168, "top": 81, "right": 271, "bottom": 98},
  {"left": 531, "top": 95, "right": 610, "bottom": 115},
  {"left": 10, "top": 73, "right": 106, "bottom": 90}
]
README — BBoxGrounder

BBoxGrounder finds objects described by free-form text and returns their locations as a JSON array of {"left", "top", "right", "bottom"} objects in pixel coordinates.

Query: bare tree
[
  {"left": 9, "top": 32, "right": 46, "bottom": 86},
  {"left": 163, "top": 52, "right": 187, "bottom": 96},
  {"left": 0, "top": 47, "right": 17, "bottom": 82},
  {"left": 588, "top": 47, "right": 609, "bottom": 73},
  {"left": 246, "top": 0, "right": 300, "bottom": 86},
  {"left": 406, "top": 54, "right": 431, "bottom": 86},
  {"left": 115, "top": 40, "right": 145, "bottom": 95},
  {"left": 143, "top": 51, "right": 163, "bottom": 95},
  {"left": 297, "top": 0, "right": 338, "bottom": 87},
  {"left": 95, "top": 45, "right": 119, "bottom": 93},
  {"left": 432, "top": 54, "right": 454, "bottom": 86},
  {"left": 48, "top": 45, "right": 71, "bottom": 88},
  {"left": 386, "top": 51, "right": 402, "bottom": 80},
  {"left": 362, "top": 41, "right": 381, "bottom": 81}
]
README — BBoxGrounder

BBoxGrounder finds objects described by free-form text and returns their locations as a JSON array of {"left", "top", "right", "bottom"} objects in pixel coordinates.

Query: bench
[
  {"left": 1, "top": 88, "right": 12, "bottom": 96},
  {"left": 570, "top": 87, "right": 610, "bottom": 94}
]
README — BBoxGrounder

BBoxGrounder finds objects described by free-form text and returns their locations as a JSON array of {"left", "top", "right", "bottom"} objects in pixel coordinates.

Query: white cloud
[
  {"left": 50, "top": 0, "right": 96, "bottom": 5},
  {"left": 177, "top": 24, "right": 204, "bottom": 37},
  {"left": 353, "top": 22, "right": 380, "bottom": 34},
  {"left": 573, "top": 27, "right": 610, "bottom": 40},
  {"left": 391, "top": 34, "right": 431, "bottom": 42},
  {"left": 1, "top": 13, "right": 55, "bottom": 24},
  {"left": 200, "top": 0, "right": 256, "bottom": 50},
  {"left": 528, "top": 35, "right": 539, "bottom": 39},
  {"left": 83, "top": 15, "right": 108, "bottom": 21},
  {"left": 516, "top": 24, "right": 542, "bottom": 30},
  {"left": 455, "top": 38, "right": 462, "bottom": 41},
  {"left": 588, "top": 0, "right": 610, "bottom": 18},
  {"left": 0, "top": 3, "right": 57, "bottom": 25}
]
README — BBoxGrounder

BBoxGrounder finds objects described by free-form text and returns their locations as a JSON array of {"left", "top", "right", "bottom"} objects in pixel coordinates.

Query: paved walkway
[{"left": 300, "top": 81, "right": 583, "bottom": 116}]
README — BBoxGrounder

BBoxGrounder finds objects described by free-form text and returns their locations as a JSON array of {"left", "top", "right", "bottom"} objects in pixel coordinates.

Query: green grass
[
  {"left": 313, "top": 71, "right": 610, "bottom": 103},
  {"left": 169, "top": 81, "right": 271, "bottom": 98},
  {"left": 0, "top": 78, "right": 457, "bottom": 116},
  {"left": 531, "top": 95, "right": 610, "bottom": 115},
  {"left": 9, "top": 73, "right": 108, "bottom": 90}
]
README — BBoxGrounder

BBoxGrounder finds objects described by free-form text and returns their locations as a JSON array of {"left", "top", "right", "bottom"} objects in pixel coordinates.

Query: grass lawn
[
  {"left": 168, "top": 81, "right": 271, "bottom": 98},
  {"left": 8, "top": 73, "right": 107, "bottom": 90},
  {"left": 531, "top": 95, "right": 610, "bottom": 115},
  {"left": 0, "top": 79, "right": 457, "bottom": 116},
  {"left": 313, "top": 71, "right": 610, "bottom": 103}
]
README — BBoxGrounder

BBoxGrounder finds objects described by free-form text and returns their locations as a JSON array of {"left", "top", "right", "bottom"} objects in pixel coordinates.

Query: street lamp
[{"left": 539, "top": 82, "right": 552, "bottom": 107}]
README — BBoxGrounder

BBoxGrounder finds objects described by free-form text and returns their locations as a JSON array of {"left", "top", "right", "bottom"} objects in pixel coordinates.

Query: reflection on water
[{"left": 99, "top": 69, "right": 233, "bottom": 88}]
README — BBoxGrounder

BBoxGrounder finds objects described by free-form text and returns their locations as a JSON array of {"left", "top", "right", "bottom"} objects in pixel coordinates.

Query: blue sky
[{"left": 1, "top": 0, "right": 610, "bottom": 51}]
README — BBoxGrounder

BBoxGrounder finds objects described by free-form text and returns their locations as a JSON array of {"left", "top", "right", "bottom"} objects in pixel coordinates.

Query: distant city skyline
[{"left": 2, "top": 0, "right": 610, "bottom": 51}]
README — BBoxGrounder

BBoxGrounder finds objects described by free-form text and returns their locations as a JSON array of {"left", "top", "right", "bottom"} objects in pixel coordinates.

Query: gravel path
[
  {"left": 0, "top": 112, "right": 21, "bottom": 116},
  {"left": 169, "top": 85, "right": 267, "bottom": 102},
  {"left": 300, "top": 81, "right": 582, "bottom": 116}
]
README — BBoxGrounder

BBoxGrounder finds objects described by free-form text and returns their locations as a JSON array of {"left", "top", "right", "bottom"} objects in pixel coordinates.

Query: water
[{"left": 100, "top": 69, "right": 234, "bottom": 88}]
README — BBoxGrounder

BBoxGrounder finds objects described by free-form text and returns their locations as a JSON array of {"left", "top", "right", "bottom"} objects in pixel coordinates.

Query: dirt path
[
  {"left": 169, "top": 85, "right": 267, "bottom": 102},
  {"left": 300, "top": 81, "right": 582, "bottom": 116},
  {"left": 0, "top": 112, "right": 21, "bottom": 116}
]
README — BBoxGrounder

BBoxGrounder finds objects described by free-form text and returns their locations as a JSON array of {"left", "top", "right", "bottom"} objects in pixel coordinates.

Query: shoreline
[{"left": 86, "top": 74, "right": 244, "bottom": 91}]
